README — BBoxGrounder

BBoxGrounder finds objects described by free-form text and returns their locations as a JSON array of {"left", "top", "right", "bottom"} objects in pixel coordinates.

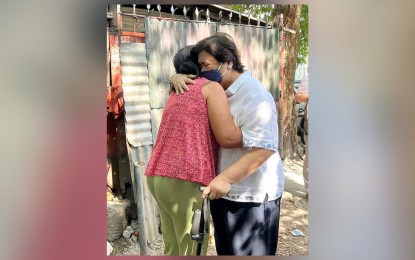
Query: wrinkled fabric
[
  {"left": 220, "top": 71, "right": 284, "bottom": 203},
  {"left": 145, "top": 78, "right": 218, "bottom": 186}
]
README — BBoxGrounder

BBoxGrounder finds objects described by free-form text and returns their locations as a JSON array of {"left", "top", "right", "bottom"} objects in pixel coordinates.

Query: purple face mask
[{"left": 200, "top": 63, "right": 227, "bottom": 83}]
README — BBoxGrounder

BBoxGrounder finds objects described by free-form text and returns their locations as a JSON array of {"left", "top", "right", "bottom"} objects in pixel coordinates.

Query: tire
[{"left": 297, "top": 117, "right": 306, "bottom": 145}]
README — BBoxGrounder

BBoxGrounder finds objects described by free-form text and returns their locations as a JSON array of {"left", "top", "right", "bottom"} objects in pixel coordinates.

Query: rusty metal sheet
[
  {"left": 218, "top": 24, "right": 280, "bottom": 99},
  {"left": 145, "top": 17, "right": 216, "bottom": 109},
  {"left": 119, "top": 42, "right": 153, "bottom": 147},
  {"left": 109, "top": 34, "right": 122, "bottom": 87},
  {"left": 127, "top": 144, "right": 159, "bottom": 243}
]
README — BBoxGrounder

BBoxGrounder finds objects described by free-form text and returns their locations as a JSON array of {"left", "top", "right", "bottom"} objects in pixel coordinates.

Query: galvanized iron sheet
[
  {"left": 119, "top": 42, "right": 153, "bottom": 147},
  {"left": 120, "top": 42, "right": 159, "bottom": 243},
  {"left": 127, "top": 144, "right": 159, "bottom": 243},
  {"left": 218, "top": 24, "right": 280, "bottom": 99},
  {"left": 145, "top": 17, "right": 216, "bottom": 109}
]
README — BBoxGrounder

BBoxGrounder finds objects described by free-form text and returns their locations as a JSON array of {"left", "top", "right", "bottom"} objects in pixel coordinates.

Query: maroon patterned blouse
[{"left": 145, "top": 77, "right": 219, "bottom": 186}]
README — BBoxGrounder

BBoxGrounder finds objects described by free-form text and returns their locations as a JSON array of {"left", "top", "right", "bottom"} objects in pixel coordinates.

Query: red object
[
  {"left": 107, "top": 85, "right": 125, "bottom": 119},
  {"left": 109, "top": 35, "right": 122, "bottom": 87},
  {"left": 108, "top": 33, "right": 124, "bottom": 119},
  {"left": 145, "top": 78, "right": 219, "bottom": 186}
]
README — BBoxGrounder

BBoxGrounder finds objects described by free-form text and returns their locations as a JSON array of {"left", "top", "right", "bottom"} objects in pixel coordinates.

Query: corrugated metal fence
[{"left": 119, "top": 41, "right": 159, "bottom": 243}]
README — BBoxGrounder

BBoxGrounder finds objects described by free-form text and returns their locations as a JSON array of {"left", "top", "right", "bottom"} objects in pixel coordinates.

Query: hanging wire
[
  {"left": 120, "top": 5, "right": 275, "bottom": 29},
  {"left": 171, "top": 5, "right": 178, "bottom": 19},
  {"left": 146, "top": 4, "right": 154, "bottom": 16},
  {"left": 183, "top": 6, "right": 188, "bottom": 20},
  {"left": 206, "top": 8, "right": 210, "bottom": 22},
  {"left": 195, "top": 7, "right": 200, "bottom": 21}
]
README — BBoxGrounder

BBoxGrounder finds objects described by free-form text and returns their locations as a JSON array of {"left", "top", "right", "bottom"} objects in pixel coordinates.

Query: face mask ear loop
[
  {"left": 219, "top": 62, "right": 229, "bottom": 77},
  {"left": 217, "top": 62, "right": 223, "bottom": 72},
  {"left": 218, "top": 62, "right": 227, "bottom": 77}
]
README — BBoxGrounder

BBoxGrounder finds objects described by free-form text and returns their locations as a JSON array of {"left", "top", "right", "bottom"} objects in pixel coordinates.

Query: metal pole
[{"left": 134, "top": 162, "right": 148, "bottom": 255}]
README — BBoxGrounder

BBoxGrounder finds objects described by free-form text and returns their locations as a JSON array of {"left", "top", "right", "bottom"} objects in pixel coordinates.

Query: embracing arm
[
  {"left": 202, "top": 148, "right": 275, "bottom": 199},
  {"left": 204, "top": 82, "right": 242, "bottom": 148},
  {"left": 169, "top": 74, "right": 197, "bottom": 94}
]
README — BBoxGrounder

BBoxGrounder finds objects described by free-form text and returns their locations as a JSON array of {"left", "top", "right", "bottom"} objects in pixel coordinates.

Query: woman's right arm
[{"left": 203, "top": 82, "right": 242, "bottom": 148}]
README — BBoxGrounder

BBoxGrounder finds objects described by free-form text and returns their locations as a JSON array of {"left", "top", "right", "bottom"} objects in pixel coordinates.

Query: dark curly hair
[
  {"left": 173, "top": 45, "right": 200, "bottom": 76},
  {"left": 191, "top": 32, "right": 244, "bottom": 73}
]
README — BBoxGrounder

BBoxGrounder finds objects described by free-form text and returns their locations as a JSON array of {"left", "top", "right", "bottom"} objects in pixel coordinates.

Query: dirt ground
[
  {"left": 110, "top": 158, "right": 308, "bottom": 256},
  {"left": 276, "top": 158, "right": 308, "bottom": 256}
]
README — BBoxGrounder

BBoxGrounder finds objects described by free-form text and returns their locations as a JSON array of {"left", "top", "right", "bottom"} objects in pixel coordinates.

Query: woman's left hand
[
  {"left": 202, "top": 174, "right": 231, "bottom": 200},
  {"left": 170, "top": 74, "right": 196, "bottom": 95}
]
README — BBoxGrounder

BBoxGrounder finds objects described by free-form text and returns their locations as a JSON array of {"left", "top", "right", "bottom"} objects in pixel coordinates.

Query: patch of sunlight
[
  {"left": 172, "top": 203, "right": 178, "bottom": 214},
  {"left": 285, "top": 171, "right": 305, "bottom": 186},
  {"left": 281, "top": 216, "right": 294, "bottom": 222},
  {"left": 255, "top": 101, "right": 273, "bottom": 124}
]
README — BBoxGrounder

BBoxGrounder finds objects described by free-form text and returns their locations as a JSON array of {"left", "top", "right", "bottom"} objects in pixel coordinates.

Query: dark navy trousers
[{"left": 210, "top": 195, "right": 281, "bottom": 255}]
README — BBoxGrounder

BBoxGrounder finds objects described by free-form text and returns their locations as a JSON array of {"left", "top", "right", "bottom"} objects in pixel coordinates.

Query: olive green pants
[{"left": 147, "top": 176, "right": 208, "bottom": 256}]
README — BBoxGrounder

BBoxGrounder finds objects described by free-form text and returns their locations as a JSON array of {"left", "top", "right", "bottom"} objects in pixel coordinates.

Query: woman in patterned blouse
[{"left": 145, "top": 45, "right": 242, "bottom": 256}]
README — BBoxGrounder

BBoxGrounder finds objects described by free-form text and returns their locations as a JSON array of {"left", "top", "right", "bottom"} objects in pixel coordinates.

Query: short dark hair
[
  {"left": 173, "top": 45, "right": 199, "bottom": 76},
  {"left": 191, "top": 32, "right": 244, "bottom": 73}
]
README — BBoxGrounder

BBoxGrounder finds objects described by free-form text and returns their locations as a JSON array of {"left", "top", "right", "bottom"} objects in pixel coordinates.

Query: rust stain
[
  {"left": 121, "top": 31, "right": 145, "bottom": 37},
  {"left": 109, "top": 34, "right": 122, "bottom": 87}
]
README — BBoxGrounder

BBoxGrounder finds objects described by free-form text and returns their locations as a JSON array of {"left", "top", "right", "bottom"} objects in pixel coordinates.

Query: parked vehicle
[{"left": 294, "top": 79, "right": 306, "bottom": 146}]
